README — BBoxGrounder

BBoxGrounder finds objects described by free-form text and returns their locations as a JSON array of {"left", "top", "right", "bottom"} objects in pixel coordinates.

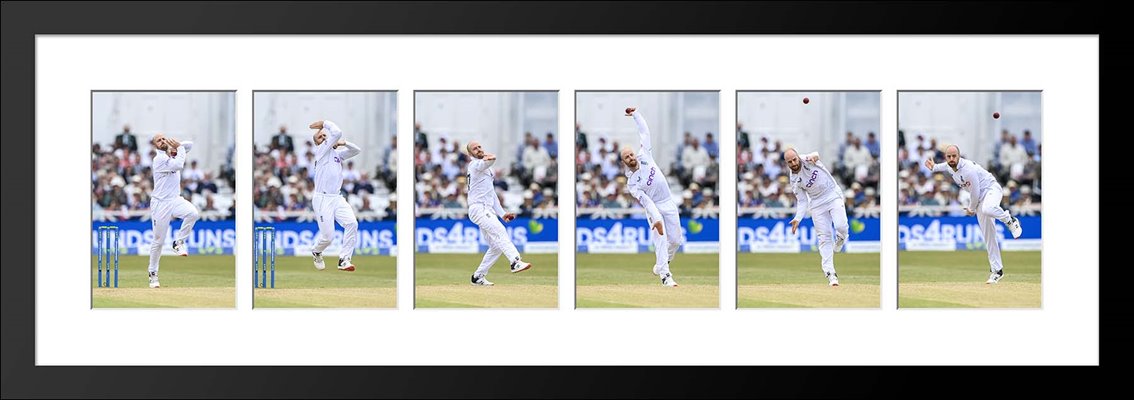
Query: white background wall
[
  {"left": 414, "top": 91, "right": 558, "bottom": 167},
  {"left": 92, "top": 91, "right": 235, "bottom": 171},
  {"left": 899, "top": 91, "right": 1042, "bottom": 163},
  {"left": 576, "top": 91, "right": 719, "bottom": 168},
  {"left": 253, "top": 91, "right": 397, "bottom": 173},
  {"left": 737, "top": 91, "right": 880, "bottom": 158}
]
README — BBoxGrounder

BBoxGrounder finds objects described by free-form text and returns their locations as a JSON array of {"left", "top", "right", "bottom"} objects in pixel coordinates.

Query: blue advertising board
[
  {"left": 91, "top": 220, "right": 236, "bottom": 255},
  {"left": 737, "top": 217, "right": 881, "bottom": 253},
  {"left": 416, "top": 218, "right": 558, "bottom": 253},
  {"left": 576, "top": 218, "right": 720, "bottom": 253},
  {"left": 898, "top": 215, "right": 1041, "bottom": 251}
]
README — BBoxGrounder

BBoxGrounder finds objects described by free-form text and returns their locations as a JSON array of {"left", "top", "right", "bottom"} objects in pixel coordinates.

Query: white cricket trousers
[
  {"left": 470, "top": 203, "right": 522, "bottom": 277},
  {"left": 649, "top": 199, "right": 685, "bottom": 276},
  {"left": 977, "top": 186, "right": 1012, "bottom": 273},
  {"left": 311, "top": 193, "right": 359, "bottom": 262},
  {"left": 811, "top": 199, "right": 849, "bottom": 276},
  {"left": 148, "top": 197, "right": 200, "bottom": 273}
]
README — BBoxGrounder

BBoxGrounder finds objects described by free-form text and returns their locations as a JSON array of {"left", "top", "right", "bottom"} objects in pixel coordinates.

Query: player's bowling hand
[
  {"left": 625, "top": 107, "right": 636, "bottom": 116},
  {"left": 652, "top": 220, "right": 664, "bottom": 236},
  {"left": 924, "top": 159, "right": 935, "bottom": 170},
  {"left": 333, "top": 139, "right": 346, "bottom": 148},
  {"left": 790, "top": 219, "right": 800, "bottom": 234},
  {"left": 502, "top": 213, "right": 516, "bottom": 222}
]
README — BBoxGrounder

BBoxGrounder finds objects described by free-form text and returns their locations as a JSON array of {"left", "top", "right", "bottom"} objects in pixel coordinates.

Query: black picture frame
[{"left": 2, "top": 1, "right": 1109, "bottom": 397}]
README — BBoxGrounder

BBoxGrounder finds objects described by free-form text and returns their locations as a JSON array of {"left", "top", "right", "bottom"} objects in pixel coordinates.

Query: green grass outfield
[
  {"left": 415, "top": 253, "right": 557, "bottom": 308},
  {"left": 254, "top": 255, "right": 396, "bottom": 308},
  {"left": 899, "top": 250, "right": 1041, "bottom": 308},
  {"left": 576, "top": 253, "right": 718, "bottom": 308},
  {"left": 737, "top": 252, "right": 880, "bottom": 308},
  {"left": 91, "top": 255, "right": 234, "bottom": 308}
]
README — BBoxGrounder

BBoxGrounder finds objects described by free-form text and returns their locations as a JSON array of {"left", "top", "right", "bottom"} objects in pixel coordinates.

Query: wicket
[
  {"left": 255, "top": 227, "right": 275, "bottom": 288},
  {"left": 96, "top": 226, "right": 119, "bottom": 288}
]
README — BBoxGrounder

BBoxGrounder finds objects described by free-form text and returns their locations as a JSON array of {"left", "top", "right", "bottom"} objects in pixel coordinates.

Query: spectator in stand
[
  {"left": 543, "top": 132, "right": 558, "bottom": 159},
  {"left": 865, "top": 132, "right": 880, "bottom": 159},
  {"left": 115, "top": 124, "right": 139, "bottom": 152},
  {"left": 999, "top": 135, "right": 1029, "bottom": 181},
  {"left": 270, "top": 125, "right": 295, "bottom": 154},
  {"left": 1021, "top": 130, "right": 1037, "bottom": 157},
  {"left": 703, "top": 132, "right": 719, "bottom": 160}
]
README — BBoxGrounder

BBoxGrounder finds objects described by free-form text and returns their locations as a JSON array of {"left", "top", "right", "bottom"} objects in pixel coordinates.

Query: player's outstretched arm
[
  {"left": 470, "top": 153, "right": 497, "bottom": 172},
  {"left": 633, "top": 191, "right": 664, "bottom": 235},
  {"left": 789, "top": 184, "right": 810, "bottom": 234},
  {"left": 492, "top": 192, "right": 509, "bottom": 219},
  {"left": 926, "top": 158, "right": 950, "bottom": 173},
  {"left": 336, "top": 140, "right": 362, "bottom": 160},
  {"left": 179, "top": 140, "right": 194, "bottom": 154},
  {"left": 626, "top": 107, "right": 653, "bottom": 153},
  {"left": 965, "top": 186, "right": 979, "bottom": 216}
]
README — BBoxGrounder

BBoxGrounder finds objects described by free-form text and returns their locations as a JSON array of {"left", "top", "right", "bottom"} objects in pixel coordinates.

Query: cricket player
[
  {"left": 147, "top": 134, "right": 201, "bottom": 288},
  {"left": 308, "top": 120, "right": 362, "bottom": 272},
  {"left": 785, "top": 148, "right": 846, "bottom": 286},
  {"left": 466, "top": 140, "right": 532, "bottom": 286},
  {"left": 621, "top": 107, "right": 685, "bottom": 287},
  {"left": 925, "top": 145, "right": 1023, "bottom": 283}
]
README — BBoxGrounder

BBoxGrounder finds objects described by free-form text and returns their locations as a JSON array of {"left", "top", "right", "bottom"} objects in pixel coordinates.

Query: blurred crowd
[
  {"left": 898, "top": 129, "right": 1041, "bottom": 211},
  {"left": 414, "top": 123, "right": 558, "bottom": 218},
  {"left": 92, "top": 125, "right": 236, "bottom": 219},
  {"left": 253, "top": 125, "right": 397, "bottom": 220},
  {"left": 737, "top": 124, "right": 882, "bottom": 215},
  {"left": 575, "top": 123, "right": 720, "bottom": 218}
]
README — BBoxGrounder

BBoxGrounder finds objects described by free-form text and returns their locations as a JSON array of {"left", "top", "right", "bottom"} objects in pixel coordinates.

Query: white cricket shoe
[
  {"left": 312, "top": 252, "right": 326, "bottom": 270},
  {"left": 510, "top": 260, "right": 532, "bottom": 273},
  {"left": 172, "top": 240, "right": 189, "bottom": 256},
  {"left": 827, "top": 272, "right": 840, "bottom": 287},
  {"left": 986, "top": 270, "right": 1004, "bottom": 284},
  {"left": 337, "top": 258, "right": 355, "bottom": 272},
  {"left": 148, "top": 272, "right": 160, "bottom": 288},
  {"left": 1007, "top": 217, "right": 1023, "bottom": 239},
  {"left": 661, "top": 273, "right": 679, "bottom": 287},
  {"left": 471, "top": 274, "right": 494, "bottom": 286}
]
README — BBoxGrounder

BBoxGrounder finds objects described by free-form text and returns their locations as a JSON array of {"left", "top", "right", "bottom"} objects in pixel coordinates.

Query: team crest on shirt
[{"left": 334, "top": 156, "right": 341, "bottom": 163}]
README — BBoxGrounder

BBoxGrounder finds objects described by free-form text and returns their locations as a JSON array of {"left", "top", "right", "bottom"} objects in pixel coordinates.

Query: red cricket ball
[
  {"left": 993, "top": 112, "right": 1000, "bottom": 119},
  {"left": 802, "top": 97, "right": 810, "bottom": 104}
]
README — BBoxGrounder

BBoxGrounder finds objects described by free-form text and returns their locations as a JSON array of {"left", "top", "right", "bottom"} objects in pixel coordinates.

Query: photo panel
[
  {"left": 251, "top": 91, "right": 398, "bottom": 308},
  {"left": 91, "top": 91, "right": 237, "bottom": 308},
  {"left": 413, "top": 91, "right": 560, "bottom": 308},
  {"left": 897, "top": 91, "right": 1042, "bottom": 308},
  {"left": 574, "top": 91, "right": 721, "bottom": 308},
  {"left": 736, "top": 91, "right": 882, "bottom": 308}
]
